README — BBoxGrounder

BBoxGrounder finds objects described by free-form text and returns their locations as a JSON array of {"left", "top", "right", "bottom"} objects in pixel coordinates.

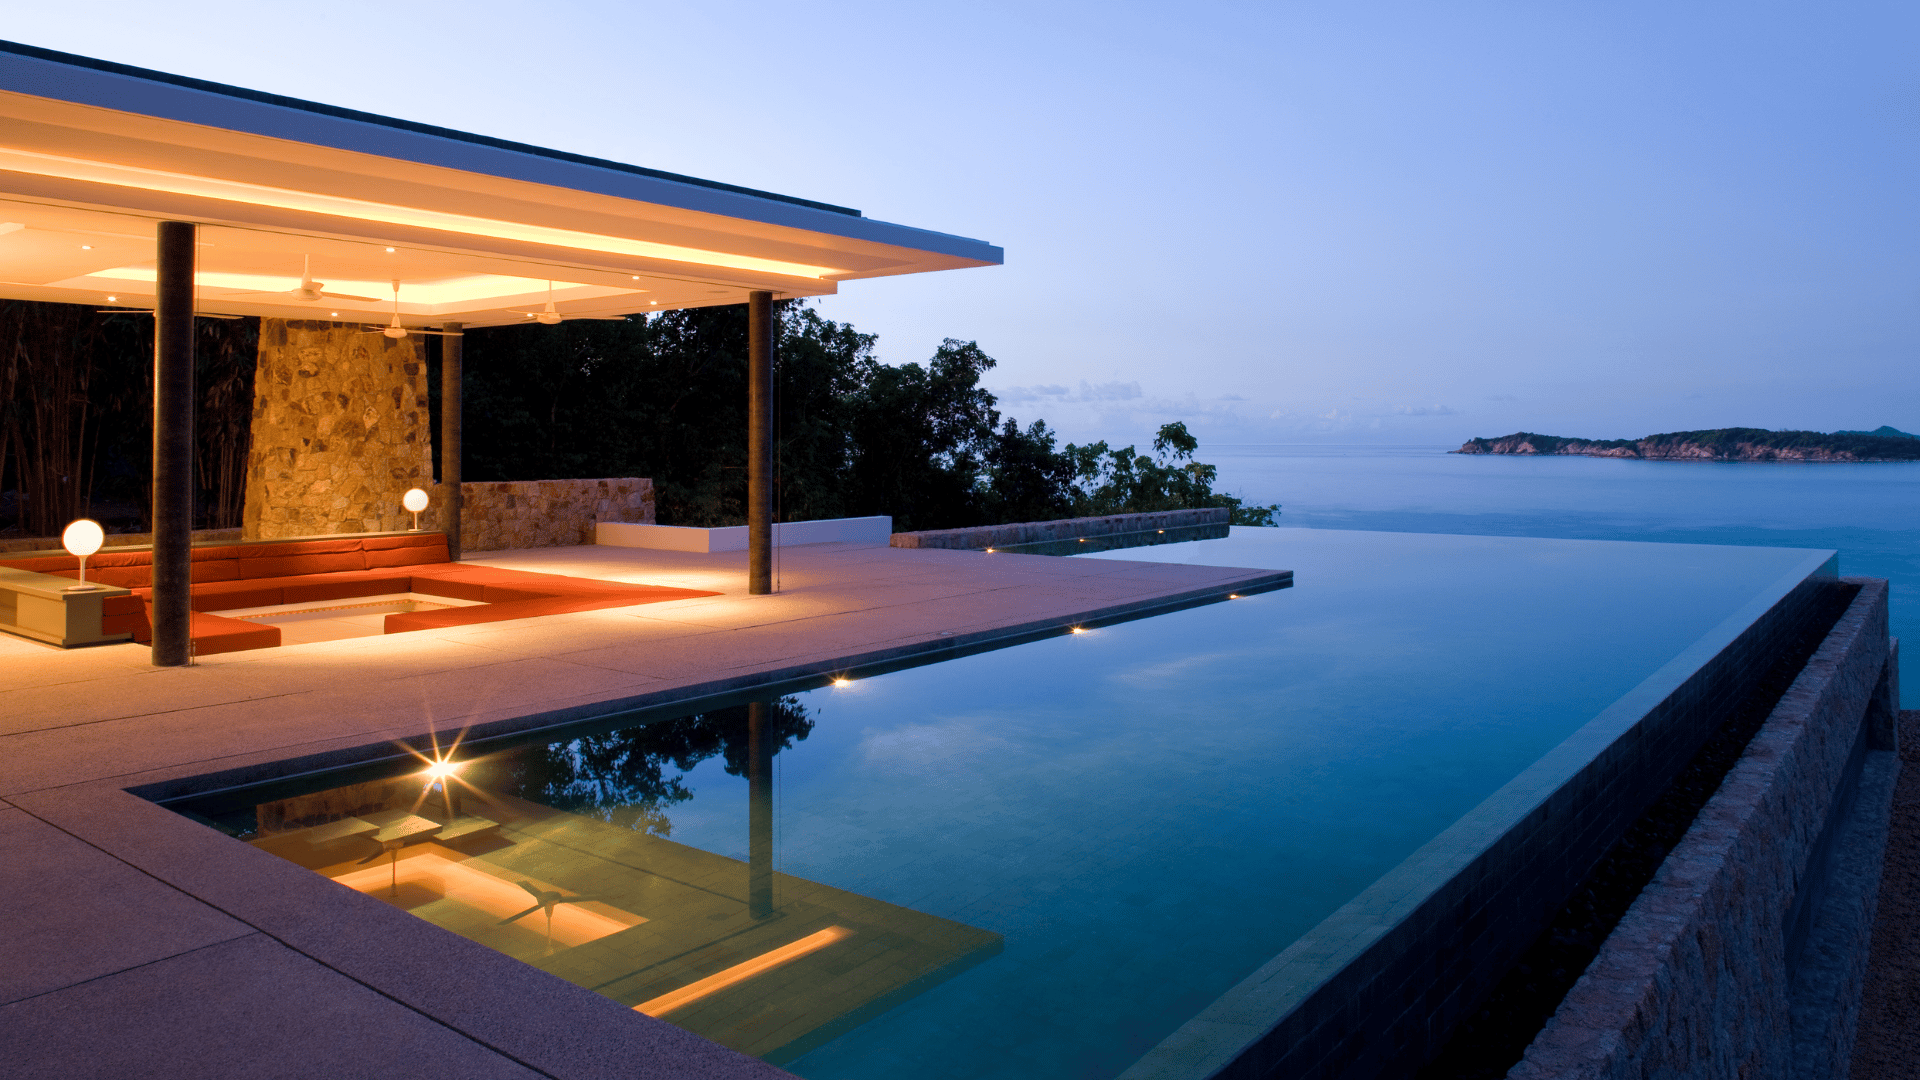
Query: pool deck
[{"left": 0, "top": 540, "right": 1286, "bottom": 1080}]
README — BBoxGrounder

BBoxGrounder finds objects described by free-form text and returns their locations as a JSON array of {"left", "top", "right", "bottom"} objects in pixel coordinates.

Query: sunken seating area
[{"left": 0, "top": 532, "right": 717, "bottom": 655}]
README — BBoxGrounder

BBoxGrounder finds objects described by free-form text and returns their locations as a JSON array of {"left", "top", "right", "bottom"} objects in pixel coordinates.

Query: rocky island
[{"left": 1455, "top": 426, "right": 1920, "bottom": 462}]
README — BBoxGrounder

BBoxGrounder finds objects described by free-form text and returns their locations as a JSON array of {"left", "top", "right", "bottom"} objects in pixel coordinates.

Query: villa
[{"left": 0, "top": 41, "right": 1902, "bottom": 1080}]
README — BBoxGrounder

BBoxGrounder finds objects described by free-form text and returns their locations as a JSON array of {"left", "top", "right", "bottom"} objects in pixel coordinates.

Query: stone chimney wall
[{"left": 242, "top": 319, "right": 431, "bottom": 539}]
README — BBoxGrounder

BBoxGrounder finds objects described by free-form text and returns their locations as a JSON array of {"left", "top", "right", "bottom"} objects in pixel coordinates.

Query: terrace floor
[{"left": 0, "top": 540, "right": 1284, "bottom": 1080}]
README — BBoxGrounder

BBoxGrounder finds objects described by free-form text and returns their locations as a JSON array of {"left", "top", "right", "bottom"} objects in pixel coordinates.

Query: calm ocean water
[{"left": 1208, "top": 444, "right": 1920, "bottom": 689}]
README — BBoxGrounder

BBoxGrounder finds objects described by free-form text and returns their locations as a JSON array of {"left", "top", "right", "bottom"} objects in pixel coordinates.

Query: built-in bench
[{"left": 0, "top": 531, "right": 718, "bottom": 655}]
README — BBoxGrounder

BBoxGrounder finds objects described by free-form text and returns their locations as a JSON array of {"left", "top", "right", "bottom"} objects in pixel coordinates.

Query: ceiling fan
[
  {"left": 234, "top": 255, "right": 380, "bottom": 303},
  {"left": 362, "top": 281, "right": 462, "bottom": 339},
  {"left": 508, "top": 281, "right": 631, "bottom": 325}
]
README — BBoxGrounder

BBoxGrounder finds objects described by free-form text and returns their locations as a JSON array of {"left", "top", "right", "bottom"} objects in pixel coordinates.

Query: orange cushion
[
  {"left": 187, "top": 611, "right": 280, "bottom": 654},
  {"left": 0, "top": 555, "right": 75, "bottom": 573},
  {"left": 384, "top": 584, "right": 716, "bottom": 634},
  {"left": 385, "top": 598, "right": 580, "bottom": 633},
  {"left": 235, "top": 538, "right": 366, "bottom": 558},
  {"left": 240, "top": 551, "right": 367, "bottom": 579},
  {"left": 405, "top": 575, "right": 489, "bottom": 601},
  {"left": 90, "top": 565, "right": 151, "bottom": 588},
  {"left": 365, "top": 544, "right": 447, "bottom": 568},
  {"left": 478, "top": 585, "right": 558, "bottom": 603},
  {"left": 191, "top": 559, "right": 241, "bottom": 583},
  {"left": 91, "top": 550, "right": 152, "bottom": 569},
  {"left": 102, "top": 594, "right": 143, "bottom": 616},
  {"left": 189, "top": 580, "right": 287, "bottom": 611},
  {"left": 281, "top": 572, "right": 415, "bottom": 604}
]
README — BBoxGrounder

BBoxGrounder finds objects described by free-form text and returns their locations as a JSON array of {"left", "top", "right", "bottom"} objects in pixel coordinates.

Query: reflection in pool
[{"left": 172, "top": 528, "right": 1833, "bottom": 1079}]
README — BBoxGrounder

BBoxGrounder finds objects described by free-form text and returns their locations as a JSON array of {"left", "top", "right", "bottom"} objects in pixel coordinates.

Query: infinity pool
[{"left": 170, "top": 528, "right": 1833, "bottom": 1079}]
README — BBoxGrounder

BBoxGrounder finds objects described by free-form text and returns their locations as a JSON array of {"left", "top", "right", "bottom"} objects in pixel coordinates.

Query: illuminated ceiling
[{"left": 0, "top": 41, "right": 1001, "bottom": 329}]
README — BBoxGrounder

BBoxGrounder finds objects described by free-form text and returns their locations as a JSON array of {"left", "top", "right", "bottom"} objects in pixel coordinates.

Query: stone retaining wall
[
  {"left": 891, "top": 508, "right": 1229, "bottom": 550},
  {"left": 423, "top": 478, "right": 654, "bottom": 552},
  {"left": 1511, "top": 581, "right": 1900, "bottom": 1080}
]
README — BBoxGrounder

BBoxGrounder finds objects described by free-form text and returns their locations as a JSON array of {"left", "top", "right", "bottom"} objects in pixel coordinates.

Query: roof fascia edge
[{"left": 0, "top": 45, "right": 1003, "bottom": 266}]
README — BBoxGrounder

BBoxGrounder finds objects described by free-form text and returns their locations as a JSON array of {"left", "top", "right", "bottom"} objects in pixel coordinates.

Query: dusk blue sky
[{"left": 11, "top": 2, "right": 1916, "bottom": 446}]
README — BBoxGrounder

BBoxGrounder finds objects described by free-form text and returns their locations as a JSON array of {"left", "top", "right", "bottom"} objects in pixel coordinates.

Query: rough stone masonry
[{"left": 242, "top": 319, "right": 432, "bottom": 539}]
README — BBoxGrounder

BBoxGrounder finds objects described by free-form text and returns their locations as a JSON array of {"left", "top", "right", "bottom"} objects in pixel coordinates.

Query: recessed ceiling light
[
  {"left": 385, "top": 246, "right": 396, "bottom": 252},
  {"left": 330, "top": 311, "right": 339, "bottom": 317},
  {"left": 106, "top": 295, "right": 116, "bottom": 302},
  {"left": 631, "top": 275, "right": 640, "bottom": 280},
  {"left": 80, "top": 244, "right": 91, "bottom": 250}
]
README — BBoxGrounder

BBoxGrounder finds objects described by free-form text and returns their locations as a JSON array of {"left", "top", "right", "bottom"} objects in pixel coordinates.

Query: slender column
[
  {"left": 747, "top": 291, "right": 773, "bottom": 594},
  {"left": 747, "top": 700, "right": 774, "bottom": 918},
  {"left": 440, "top": 323, "right": 463, "bottom": 560},
  {"left": 150, "top": 221, "right": 196, "bottom": 667}
]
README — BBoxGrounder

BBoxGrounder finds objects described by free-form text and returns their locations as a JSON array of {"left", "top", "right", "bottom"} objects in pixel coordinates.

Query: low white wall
[{"left": 595, "top": 515, "right": 892, "bottom": 553}]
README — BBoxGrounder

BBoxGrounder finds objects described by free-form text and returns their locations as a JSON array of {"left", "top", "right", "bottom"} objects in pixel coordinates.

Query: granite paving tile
[
  {"left": 0, "top": 806, "right": 252, "bottom": 1004},
  {"left": 0, "top": 934, "right": 546, "bottom": 1080}
]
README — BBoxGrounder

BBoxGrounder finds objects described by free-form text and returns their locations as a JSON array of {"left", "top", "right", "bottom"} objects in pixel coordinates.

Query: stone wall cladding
[
  {"left": 1511, "top": 580, "right": 1897, "bottom": 1080},
  {"left": 421, "top": 478, "right": 654, "bottom": 552},
  {"left": 242, "top": 319, "right": 431, "bottom": 539},
  {"left": 1121, "top": 554, "right": 1843, "bottom": 1080},
  {"left": 891, "top": 508, "right": 1229, "bottom": 550}
]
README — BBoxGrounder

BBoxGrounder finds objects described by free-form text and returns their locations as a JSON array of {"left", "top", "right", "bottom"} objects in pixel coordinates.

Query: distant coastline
[{"left": 1455, "top": 426, "right": 1920, "bottom": 463}]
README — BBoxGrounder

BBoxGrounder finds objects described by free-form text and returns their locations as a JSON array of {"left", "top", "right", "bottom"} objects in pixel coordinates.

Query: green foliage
[
  {"left": 1065, "top": 422, "right": 1280, "bottom": 526},
  {"left": 460, "top": 301, "right": 1275, "bottom": 531},
  {"left": 502, "top": 697, "right": 814, "bottom": 836}
]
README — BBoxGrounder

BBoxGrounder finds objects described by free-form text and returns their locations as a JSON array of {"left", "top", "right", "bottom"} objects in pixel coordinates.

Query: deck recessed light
[
  {"left": 831, "top": 677, "right": 853, "bottom": 687},
  {"left": 1229, "top": 594, "right": 1242, "bottom": 599},
  {"left": 984, "top": 547, "right": 994, "bottom": 553},
  {"left": 1069, "top": 626, "right": 1088, "bottom": 634}
]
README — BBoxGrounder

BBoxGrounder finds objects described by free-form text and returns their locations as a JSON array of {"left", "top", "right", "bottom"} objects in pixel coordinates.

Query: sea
[{"left": 1207, "top": 444, "right": 1920, "bottom": 690}]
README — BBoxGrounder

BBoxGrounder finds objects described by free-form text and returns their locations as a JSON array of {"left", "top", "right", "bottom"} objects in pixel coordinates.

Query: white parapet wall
[{"left": 595, "top": 516, "right": 893, "bottom": 553}]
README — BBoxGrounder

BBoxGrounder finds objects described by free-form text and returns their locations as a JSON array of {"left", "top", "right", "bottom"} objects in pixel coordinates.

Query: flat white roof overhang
[{"left": 0, "top": 41, "right": 1002, "bottom": 328}]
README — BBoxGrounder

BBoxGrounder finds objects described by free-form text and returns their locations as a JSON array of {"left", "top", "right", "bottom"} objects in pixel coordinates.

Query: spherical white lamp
[
  {"left": 61, "top": 518, "right": 105, "bottom": 591},
  {"left": 402, "top": 487, "right": 430, "bottom": 531}
]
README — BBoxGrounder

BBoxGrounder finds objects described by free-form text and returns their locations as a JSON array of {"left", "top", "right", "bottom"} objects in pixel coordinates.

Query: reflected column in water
[{"left": 748, "top": 700, "right": 774, "bottom": 918}]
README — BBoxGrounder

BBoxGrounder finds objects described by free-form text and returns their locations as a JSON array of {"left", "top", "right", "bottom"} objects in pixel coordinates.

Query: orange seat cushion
[
  {"left": 281, "top": 571, "right": 416, "bottom": 604},
  {"left": 186, "top": 611, "right": 281, "bottom": 654},
  {"left": 365, "top": 533, "right": 450, "bottom": 568}
]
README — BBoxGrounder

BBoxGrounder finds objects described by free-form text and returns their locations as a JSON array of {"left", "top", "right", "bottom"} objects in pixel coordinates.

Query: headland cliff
[{"left": 1455, "top": 427, "right": 1920, "bottom": 462}]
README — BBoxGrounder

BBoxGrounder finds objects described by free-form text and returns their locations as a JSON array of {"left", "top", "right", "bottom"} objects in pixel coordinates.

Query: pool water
[{"left": 173, "top": 528, "right": 1833, "bottom": 1079}]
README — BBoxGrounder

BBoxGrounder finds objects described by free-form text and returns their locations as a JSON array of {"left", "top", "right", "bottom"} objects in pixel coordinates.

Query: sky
[{"left": 9, "top": 1, "right": 1917, "bottom": 447}]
